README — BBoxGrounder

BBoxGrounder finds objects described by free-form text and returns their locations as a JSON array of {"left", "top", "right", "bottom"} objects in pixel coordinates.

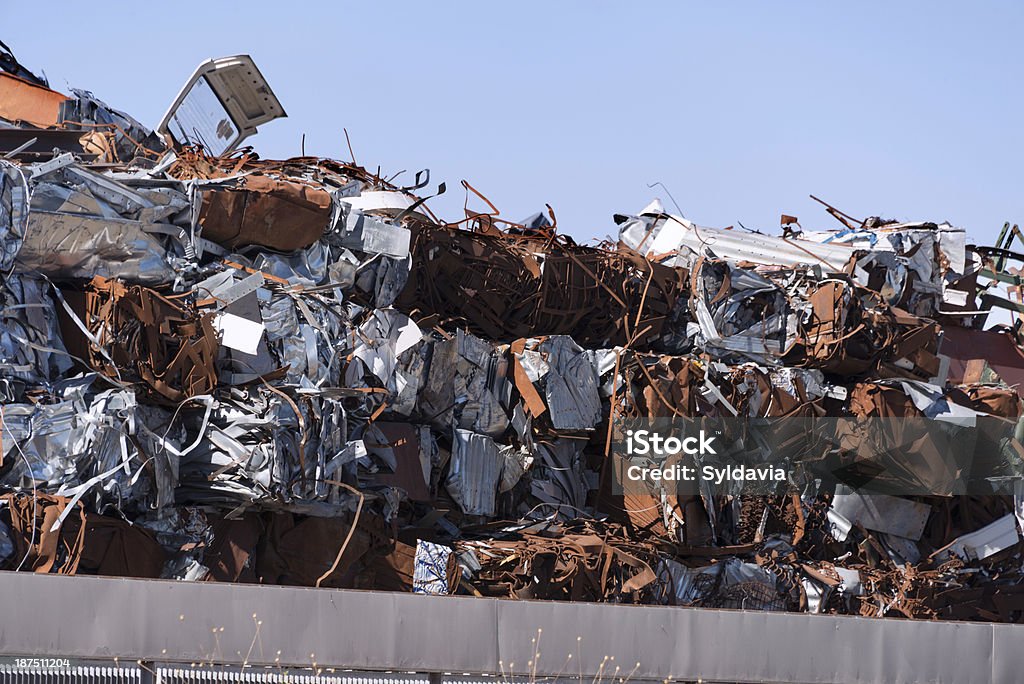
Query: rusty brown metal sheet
[
  {"left": 197, "top": 175, "right": 332, "bottom": 252},
  {"left": 0, "top": 72, "right": 68, "bottom": 127}
]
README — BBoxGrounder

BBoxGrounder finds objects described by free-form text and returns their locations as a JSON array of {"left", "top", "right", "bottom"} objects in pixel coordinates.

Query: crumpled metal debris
[{"left": 4, "top": 42, "right": 1024, "bottom": 626}]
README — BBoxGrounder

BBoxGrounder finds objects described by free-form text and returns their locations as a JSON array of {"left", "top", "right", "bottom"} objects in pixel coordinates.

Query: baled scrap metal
[
  {"left": 617, "top": 200, "right": 856, "bottom": 273},
  {"left": 398, "top": 222, "right": 687, "bottom": 351},
  {"left": 456, "top": 519, "right": 660, "bottom": 602},
  {"left": 18, "top": 210, "right": 177, "bottom": 285},
  {"left": 172, "top": 388, "right": 365, "bottom": 514},
  {"left": 529, "top": 439, "right": 589, "bottom": 513},
  {"left": 0, "top": 493, "right": 85, "bottom": 574},
  {"left": 801, "top": 218, "right": 969, "bottom": 317},
  {"left": 335, "top": 209, "right": 411, "bottom": 262},
  {"left": 359, "top": 421, "right": 436, "bottom": 503},
  {"left": 659, "top": 556, "right": 789, "bottom": 611},
  {"left": 445, "top": 430, "right": 505, "bottom": 517},
  {"left": 256, "top": 510, "right": 399, "bottom": 589},
  {"left": 15, "top": 163, "right": 188, "bottom": 284},
  {"left": 191, "top": 263, "right": 347, "bottom": 387},
  {"left": 175, "top": 393, "right": 296, "bottom": 507},
  {"left": 686, "top": 257, "right": 942, "bottom": 376},
  {"left": 408, "top": 331, "right": 605, "bottom": 443},
  {"left": 413, "top": 329, "right": 510, "bottom": 436},
  {"left": 620, "top": 203, "right": 970, "bottom": 319},
  {"left": 7, "top": 44, "right": 1024, "bottom": 623},
  {"left": 0, "top": 274, "right": 73, "bottom": 391},
  {"left": 73, "top": 276, "right": 219, "bottom": 404},
  {"left": 449, "top": 330, "right": 513, "bottom": 438},
  {"left": 686, "top": 258, "right": 793, "bottom": 362},
  {"left": 3, "top": 186, "right": 1022, "bottom": 621},
  {"left": 346, "top": 308, "right": 424, "bottom": 413},
  {"left": 170, "top": 151, "right": 417, "bottom": 308},
  {"left": 195, "top": 174, "right": 332, "bottom": 252},
  {"left": 521, "top": 335, "right": 602, "bottom": 431},
  {"left": 782, "top": 281, "right": 941, "bottom": 378},
  {"left": 0, "top": 160, "right": 28, "bottom": 269},
  {"left": 334, "top": 324, "right": 600, "bottom": 521},
  {"left": 0, "top": 493, "right": 164, "bottom": 578},
  {"left": 0, "top": 378, "right": 166, "bottom": 516}
]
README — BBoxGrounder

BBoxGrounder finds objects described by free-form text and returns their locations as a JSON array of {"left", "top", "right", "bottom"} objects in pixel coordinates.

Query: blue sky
[{"left": 4, "top": 2, "right": 1023, "bottom": 245}]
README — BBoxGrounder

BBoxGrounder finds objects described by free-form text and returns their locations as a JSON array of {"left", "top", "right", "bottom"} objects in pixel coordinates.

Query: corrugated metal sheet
[{"left": 445, "top": 430, "right": 502, "bottom": 516}]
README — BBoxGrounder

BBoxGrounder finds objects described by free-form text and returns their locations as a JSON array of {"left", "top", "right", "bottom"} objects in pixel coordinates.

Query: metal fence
[
  {"left": 0, "top": 666, "right": 141, "bottom": 684},
  {"left": 0, "top": 665, "right": 620, "bottom": 684},
  {"left": 156, "top": 670, "right": 431, "bottom": 684}
]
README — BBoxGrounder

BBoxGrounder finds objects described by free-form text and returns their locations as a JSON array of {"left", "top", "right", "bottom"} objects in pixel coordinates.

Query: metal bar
[
  {"left": 980, "top": 292, "right": 1024, "bottom": 315},
  {"left": 978, "top": 268, "right": 1024, "bottom": 286}
]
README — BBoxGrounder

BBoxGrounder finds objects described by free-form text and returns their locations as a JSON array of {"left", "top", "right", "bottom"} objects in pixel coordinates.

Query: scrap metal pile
[{"left": 4, "top": 45, "right": 1024, "bottom": 622}]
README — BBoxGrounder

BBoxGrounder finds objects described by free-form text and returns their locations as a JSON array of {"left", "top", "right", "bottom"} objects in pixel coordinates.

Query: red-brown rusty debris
[
  {"left": 398, "top": 221, "right": 687, "bottom": 349},
  {"left": 74, "top": 276, "right": 221, "bottom": 404},
  {"left": 5, "top": 44, "right": 1024, "bottom": 623}
]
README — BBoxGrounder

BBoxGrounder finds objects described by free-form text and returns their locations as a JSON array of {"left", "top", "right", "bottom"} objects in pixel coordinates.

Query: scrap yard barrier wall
[{"left": 0, "top": 573, "right": 1020, "bottom": 684}]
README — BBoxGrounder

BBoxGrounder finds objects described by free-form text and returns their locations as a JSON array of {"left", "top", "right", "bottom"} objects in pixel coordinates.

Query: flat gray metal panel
[
  {"left": 496, "top": 601, "right": 997, "bottom": 684},
  {"left": 496, "top": 599, "right": 688, "bottom": 681},
  {"left": 0, "top": 572, "right": 1018, "bottom": 684},
  {"left": 0, "top": 574, "right": 497, "bottom": 675},
  {"left": 989, "top": 621, "right": 1024, "bottom": 683},
  {"left": 665, "top": 608, "right": 991, "bottom": 684}
]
